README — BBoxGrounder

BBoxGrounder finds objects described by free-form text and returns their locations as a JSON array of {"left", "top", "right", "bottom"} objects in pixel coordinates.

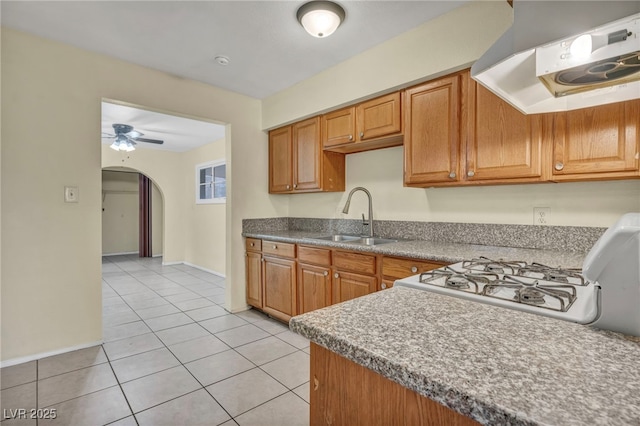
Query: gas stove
[{"left": 394, "top": 213, "right": 640, "bottom": 336}]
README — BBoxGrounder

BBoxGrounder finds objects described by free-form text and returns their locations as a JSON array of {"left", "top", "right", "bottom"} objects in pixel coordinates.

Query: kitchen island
[{"left": 290, "top": 286, "right": 640, "bottom": 426}]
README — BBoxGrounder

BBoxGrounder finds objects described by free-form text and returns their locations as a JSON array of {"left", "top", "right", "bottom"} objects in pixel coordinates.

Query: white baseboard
[
  {"left": 0, "top": 340, "right": 103, "bottom": 368},
  {"left": 161, "top": 260, "right": 225, "bottom": 278},
  {"left": 152, "top": 253, "right": 163, "bottom": 258},
  {"left": 102, "top": 251, "right": 138, "bottom": 256}
]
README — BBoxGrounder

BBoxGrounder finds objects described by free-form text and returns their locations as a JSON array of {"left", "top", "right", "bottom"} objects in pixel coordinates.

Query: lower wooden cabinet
[
  {"left": 245, "top": 251, "right": 263, "bottom": 308},
  {"left": 298, "top": 263, "right": 332, "bottom": 315},
  {"left": 311, "top": 343, "right": 479, "bottom": 426},
  {"left": 332, "top": 270, "right": 377, "bottom": 303},
  {"left": 262, "top": 256, "right": 297, "bottom": 322}
]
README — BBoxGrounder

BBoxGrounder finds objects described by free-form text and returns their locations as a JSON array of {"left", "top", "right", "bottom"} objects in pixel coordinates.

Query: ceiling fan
[{"left": 102, "top": 123, "right": 164, "bottom": 152}]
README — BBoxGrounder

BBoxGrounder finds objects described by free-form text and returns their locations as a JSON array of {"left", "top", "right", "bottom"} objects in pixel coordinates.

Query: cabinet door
[
  {"left": 293, "top": 117, "right": 322, "bottom": 191},
  {"left": 466, "top": 79, "right": 544, "bottom": 181},
  {"left": 404, "top": 74, "right": 461, "bottom": 185},
  {"left": 552, "top": 100, "right": 639, "bottom": 179},
  {"left": 245, "top": 251, "right": 263, "bottom": 308},
  {"left": 269, "top": 126, "right": 293, "bottom": 193},
  {"left": 263, "top": 256, "right": 297, "bottom": 322},
  {"left": 332, "top": 270, "right": 377, "bottom": 304},
  {"left": 298, "top": 263, "right": 331, "bottom": 315},
  {"left": 356, "top": 92, "right": 402, "bottom": 141},
  {"left": 322, "top": 107, "right": 356, "bottom": 148}
]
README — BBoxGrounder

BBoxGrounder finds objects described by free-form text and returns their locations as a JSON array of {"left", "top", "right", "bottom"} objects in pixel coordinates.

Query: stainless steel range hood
[{"left": 471, "top": 1, "right": 640, "bottom": 114}]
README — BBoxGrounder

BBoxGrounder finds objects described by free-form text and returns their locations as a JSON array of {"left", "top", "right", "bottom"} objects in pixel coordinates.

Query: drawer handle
[
  {"left": 334, "top": 273, "right": 339, "bottom": 279},
  {"left": 273, "top": 245, "right": 277, "bottom": 249},
  {"left": 411, "top": 266, "right": 418, "bottom": 273},
  {"left": 250, "top": 243, "right": 255, "bottom": 247},
  {"left": 381, "top": 283, "right": 387, "bottom": 289},
  {"left": 323, "top": 271, "right": 328, "bottom": 276},
  {"left": 555, "top": 162, "right": 564, "bottom": 171},
  {"left": 314, "top": 376, "right": 319, "bottom": 391}
]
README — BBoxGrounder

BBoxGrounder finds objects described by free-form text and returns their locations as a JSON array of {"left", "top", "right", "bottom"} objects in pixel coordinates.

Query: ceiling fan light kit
[
  {"left": 297, "top": 1, "right": 345, "bottom": 38},
  {"left": 104, "top": 123, "right": 164, "bottom": 152}
]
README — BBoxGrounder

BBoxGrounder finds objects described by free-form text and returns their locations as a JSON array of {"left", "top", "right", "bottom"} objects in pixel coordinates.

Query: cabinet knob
[
  {"left": 323, "top": 271, "right": 328, "bottom": 276},
  {"left": 411, "top": 266, "right": 418, "bottom": 273},
  {"left": 286, "top": 184, "right": 290, "bottom": 189},
  {"left": 348, "top": 134, "right": 353, "bottom": 141},
  {"left": 381, "top": 283, "right": 387, "bottom": 289},
  {"left": 250, "top": 243, "right": 254, "bottom": 247},
  {"left": 555, "top": 162, "right": 564, "bottom": 171},
  {"left": 313, "top": 376, "right": 319, "bottom": 391},
  {"left": 293, "top": 184, "right": 297, "bottom": 188},
  {"left": 360, "top": 132, "right": 364, "bottom": 138},
  {"left": 272, "top": 245, "right": 277, "bottom": 249},
  {"left": 334, "top": 273, "right": 339, "bottom": 279},
  {"left": 467, "top": 170, "right": 475, "bottom": 177},
  {"left": 448, "top": 172, "right": 456, "bottom": 179},
  {"left": 261, "top": 258, "right": 264, "bottom": 262}
]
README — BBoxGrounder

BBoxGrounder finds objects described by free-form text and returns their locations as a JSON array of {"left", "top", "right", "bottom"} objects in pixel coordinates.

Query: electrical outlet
[
  {"left": 533, "top": 207, "right": 550, "bottom": 226},
  {"left": 64, "top": 186, "right": 79, "bottom": 203}
]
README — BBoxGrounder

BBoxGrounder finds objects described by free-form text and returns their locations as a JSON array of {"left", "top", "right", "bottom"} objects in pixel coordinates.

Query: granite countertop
[
  {"left": 290, "top": 287, "right": 640, "bottom": 426},
  {"left": 242, "top": 230, "right": 587, "bottom": 268}
]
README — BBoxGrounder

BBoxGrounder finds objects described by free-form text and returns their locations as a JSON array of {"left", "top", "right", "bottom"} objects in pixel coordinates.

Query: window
[{"left": 196, "top": 160, "right": 226, "bottom": 204}]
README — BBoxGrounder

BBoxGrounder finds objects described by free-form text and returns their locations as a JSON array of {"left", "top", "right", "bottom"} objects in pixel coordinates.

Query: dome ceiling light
[{"left": 297, "top": 1, "right": 345, "bottom": 38}]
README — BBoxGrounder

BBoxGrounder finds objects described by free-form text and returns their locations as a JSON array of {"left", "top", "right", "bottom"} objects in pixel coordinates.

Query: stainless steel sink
[
  {"left": 313, "top": 234, "right": 361, "bottom": 242},
  {"left": 313, "top": 235, "right": 398, "bottom": 245},
  {"left": 349, "top": 237, "right": 398, "bottom": 246}
]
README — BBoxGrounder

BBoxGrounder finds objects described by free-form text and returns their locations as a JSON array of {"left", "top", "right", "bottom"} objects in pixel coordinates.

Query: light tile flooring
[{"left": 0, "top": 255, "right": 310, "bottom": 426}]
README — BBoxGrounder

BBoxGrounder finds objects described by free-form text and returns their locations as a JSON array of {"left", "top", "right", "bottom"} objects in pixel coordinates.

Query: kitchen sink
[
  {"left": 314, "top": 234, "right": 361, "bottom": 242},
  {"left": 313, "top": 235, "right": 398, "bottom": 245}
]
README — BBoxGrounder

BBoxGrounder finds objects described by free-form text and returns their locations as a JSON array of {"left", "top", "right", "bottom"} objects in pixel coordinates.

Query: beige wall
[
  {"left": 152, "top": 182, "right": 163, "bottom": 256},
  {"left": 102, "top": 171, "right": 139, "bottom": 255},
  {"left": 263, "top": 1, "right": 639, "bottom": 229},
  {"left": 1, "top": 28, "right": 275, "bottom": 363}
]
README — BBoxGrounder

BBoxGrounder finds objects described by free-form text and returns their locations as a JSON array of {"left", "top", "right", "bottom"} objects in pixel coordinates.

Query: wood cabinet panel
[
  {"left": 245, "top": 238, "right": 262, "bottom": 252},
  {"left": 263, "top": 256, "right": 297, "bottom": 322},
  {"left": 380, "top": 279, "right": 395, "bottom": 291},
  {"left": 311, "top": 343, "right": 479, "bottom": 426},
  {"left": 465, "top": 79, "right": 544, "bottom": 181},
  {"left": 268, "top": 126, "right": 293, "bottom": 192},
  {"left": 298, "top": 245, "right": 331, "bottom": 266},
  {"left": 357, "top": 92, "right": 402, "bottom": 141},
  {"left": 322, "top": 107, "right": 356, "bottom": 148},
  {"left": 262, "top": 240, "right": 296, "bottom": 259},
  {"left": 245, "top": 251, "right": 262, "bottom": 308},
  {"left": 552, "top": 100, "right": 639, "bottom": 179},
  {"left": 382, "top": 257, "right": 445, "bottom": 280},
  {"left": 298, "top": 263, "right": 332, "bottom": 315},
  {"left": 332, "top": 250, "right": 377, "bottom": 275},
  {"left": 404, "top": 74, "right": 461, "bottom": 185},
  {"left": 293, "top": 117, "right": 322, "bottom": 191},
  {"left": 332, "top": 270, "right": 377, "bottom": 304}
]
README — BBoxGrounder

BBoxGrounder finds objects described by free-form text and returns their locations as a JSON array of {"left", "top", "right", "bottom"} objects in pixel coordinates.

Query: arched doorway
[{"left": 101, "top": 168, "right": 164, "bottom": 258}]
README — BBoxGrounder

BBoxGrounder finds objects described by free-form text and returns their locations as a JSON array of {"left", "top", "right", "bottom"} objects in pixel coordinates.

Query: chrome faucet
[{"left": 342, "top": 187, "right": 374, "bottom": 238}]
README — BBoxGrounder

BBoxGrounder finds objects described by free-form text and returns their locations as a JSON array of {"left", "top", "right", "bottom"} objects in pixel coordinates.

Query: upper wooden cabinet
[
  {"left": 404, "top": 73, "right": 461, "bottom": 185},
  {"left": 551, "top": 100, "right": 639, "bottom": 180},
  {"left": 322, "top": 92, "right": 403, "bottom": 153},
  {"left": 404, "top": 70, "right": 548, "bottom": 187},
  {"left": 465, "top": 78, "right": 545, "bottom": 183},
  {"left": 269, "top": 117, "right": 345, "bottom": 194}
]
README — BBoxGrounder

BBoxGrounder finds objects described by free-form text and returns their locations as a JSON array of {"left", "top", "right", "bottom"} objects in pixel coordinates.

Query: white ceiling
[{"left": 3, "top": 1, "right": 469, "bottom": 152}]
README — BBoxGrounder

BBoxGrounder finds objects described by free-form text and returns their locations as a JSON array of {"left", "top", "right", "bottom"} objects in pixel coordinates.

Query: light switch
[{"left": 64, "top": 186, "right": 79, "bottom": 203}]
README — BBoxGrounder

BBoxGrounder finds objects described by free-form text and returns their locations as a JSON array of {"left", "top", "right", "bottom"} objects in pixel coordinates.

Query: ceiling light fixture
[
  {"left": 297, "top": 1, "right": 345, "bottom": 38},
  {"left": 110, "top": 134, "right": 135, "bottom": 152}
]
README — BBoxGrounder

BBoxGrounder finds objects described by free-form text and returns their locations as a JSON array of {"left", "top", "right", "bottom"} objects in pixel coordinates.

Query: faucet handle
[{"left": 361, "top": 213, "right": 369, "bottom": 225}]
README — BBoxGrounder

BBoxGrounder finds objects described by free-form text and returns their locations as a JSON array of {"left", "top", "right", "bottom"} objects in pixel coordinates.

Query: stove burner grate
[{"left": 461, "top": 257, "right": 527, "bottom": 275}]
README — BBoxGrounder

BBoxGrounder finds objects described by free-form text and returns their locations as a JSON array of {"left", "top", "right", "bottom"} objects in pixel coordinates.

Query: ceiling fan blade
[
  {"left": 101, "top": 132, "right": 116, "bottom": 138},
  {"left": 126, "top": 130, "right": 143, "bottom": 139},
  {"left": 135, "top": 137, "right": 164, "bottom": 145}
]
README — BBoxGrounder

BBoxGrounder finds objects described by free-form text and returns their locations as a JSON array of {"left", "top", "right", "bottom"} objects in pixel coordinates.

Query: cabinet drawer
[
  {"left": 382, "top": 257, "right": 444, "bottom": 279},
  {"left": 298, "top": 245, "right": 331, "bottom": 266},
  {"left": 246, "top": 238, "right": 262, "bottom": 252},
  {"left": 333, "top": 250, "right": 377, "bottom": 275},
  {"left": 262, "top": 240, "right": 296, "bottom": 258}
]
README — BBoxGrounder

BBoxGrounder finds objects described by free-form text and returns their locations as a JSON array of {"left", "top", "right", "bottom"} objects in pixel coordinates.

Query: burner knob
[
  {"left": 555, "top": 162, "right": 564, "bottom": 171},
  {"left": 448, "top": 172, "right": 456, "bottom": 179}
]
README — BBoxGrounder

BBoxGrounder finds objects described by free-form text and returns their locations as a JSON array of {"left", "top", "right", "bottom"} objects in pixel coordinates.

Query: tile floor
[{"left": 0, "top": 255, "right": 310, "bottom": 426}]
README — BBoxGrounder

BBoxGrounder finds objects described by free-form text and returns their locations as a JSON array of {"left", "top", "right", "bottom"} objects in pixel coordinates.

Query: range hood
[{"left": 471, "top": 1, "right": 640, "bottom": 114}]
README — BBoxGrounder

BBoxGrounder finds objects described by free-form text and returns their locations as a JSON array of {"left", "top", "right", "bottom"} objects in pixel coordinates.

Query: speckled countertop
[
  {"left": 242, "top": 230, "right": 587, "bottom": 268},
  {"left": 290, "top": 287, "right": 640, "bottom": 426}
]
